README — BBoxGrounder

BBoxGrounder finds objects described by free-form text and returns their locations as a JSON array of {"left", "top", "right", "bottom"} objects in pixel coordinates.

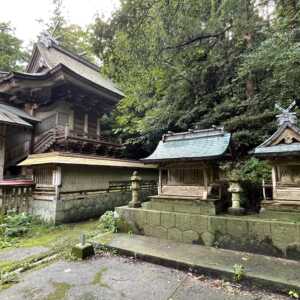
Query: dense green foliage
[
  {"left": 98, "top": 211, "right": 120, "bottom": 233},
  {"left": 0, "top": 212, "right": 37, "bottom": 248},
  {"left": 89, "top": 0, "right": 300, "bottom": 158},
  {"left": 0, "top": 22, "right": 25, "bottom": 71},
  {"left": 38, "top": 0, "right": 95, "bottom": 62}
]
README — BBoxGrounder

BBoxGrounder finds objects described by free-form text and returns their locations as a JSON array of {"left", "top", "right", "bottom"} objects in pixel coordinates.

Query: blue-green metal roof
[
  {"left": 253, "top": 143, "right": 300, "bottom": 157},
  {"left": 142, "top": 128, "right": 231, "bottom": 162}
]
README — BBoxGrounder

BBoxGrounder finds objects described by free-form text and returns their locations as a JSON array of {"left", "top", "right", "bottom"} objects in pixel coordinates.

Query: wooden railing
[
  {"left": 0, "top": 180, "right": 35, "bottom": 214},
  {"left": 108, "top": 180, "right": 157, "bottom": 192},
  {"left": 33, "top": 123, "right": 122, "bottom": 154}
]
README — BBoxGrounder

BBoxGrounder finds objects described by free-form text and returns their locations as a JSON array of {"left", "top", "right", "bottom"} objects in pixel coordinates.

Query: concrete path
[
  {"left": 0, "top": 246, "right": 49, "bottom": 263},
  {"left": 99, "top": 233, "right": 300, "bottom": 291},
  {"left": 0, "top": 255, "right": 288, "bottom": 300}
]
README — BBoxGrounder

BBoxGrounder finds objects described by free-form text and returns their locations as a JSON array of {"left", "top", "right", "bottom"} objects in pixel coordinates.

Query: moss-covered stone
[
  {"left": 147, "top": 211, "right": 161, "bottom": 227},
  {"left": 201, "top": 232, "right": 215, "bottom": 246},
  {"left": 182, "top": 230, "right": 199, "bottom": 243},
  {"left": 271, "top": 222, "right": 299, "bottom": 250},
  {"left": 168, "top": 228, "right": 182, "bottom": 242},
  {"left": 161, "top": 212, "right": 176, "bottom": 229},
  {"left": 175, "top": 214, "right": 191, "bottom": 231},
  {"left": 226, "top": 218, "right": 249, "bottom": 239},
  {"left": 209, "top": 217, "right": 227, "bottom": 235},
  {"left": 152, "top": 226, "right": 168, "bottom": 239},
  {"left": 190, "top": 215, "right": 208, "bottom": 234},
  {"left": 71, "top": 243, "right": 95, "bottom": 259}
]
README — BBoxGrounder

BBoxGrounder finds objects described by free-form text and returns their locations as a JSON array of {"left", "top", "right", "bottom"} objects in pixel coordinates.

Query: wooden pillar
[
  {"left": 69, "top": 110, "right": 74, "bottom": 130},
  {"left": 52, "top": 166, "right": 62, "bottom": 201},
  {"left": 0, "top": 125, "right": 6, "bottom": 180},
  {"left": 203, "top": 168, "right": 208, "bottom": 200},
  {"left": 84, "top": 113, "right": 88, "bottom": 135},
  {"left": 158, "top": 168, "right": 162, "bottom": 194},
  {"left": 97, "top": 117, "right": 101, "bottom": 138},
  {"left": 272, "top": 165, "right": 277, "bottom": 199}
]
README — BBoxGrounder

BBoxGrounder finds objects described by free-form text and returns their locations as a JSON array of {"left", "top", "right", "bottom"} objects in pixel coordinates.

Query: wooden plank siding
[
  {"left": 74, "top": 110, "right": 84, "bottom": 135},
  {"left": 88, "top": 113, "right": 98, "bottom": 138},
  {"left": 34, "top": 166, "right": 54, "bottom": 187}
]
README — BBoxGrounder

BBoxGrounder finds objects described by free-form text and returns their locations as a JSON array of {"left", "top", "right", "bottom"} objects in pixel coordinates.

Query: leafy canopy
[
  {"left": 89, "top": 0, "right": 300, "bottom": 158},
  {"left": 0, "top": 22, "right": 26, "bottom": 71}
]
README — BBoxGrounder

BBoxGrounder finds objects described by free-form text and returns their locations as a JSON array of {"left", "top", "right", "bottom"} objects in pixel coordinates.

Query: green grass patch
[
  {"left": 92, "top": 267, "right": 109, "bottom": 287},
  {"left": 45, "top": 281, "right": 72, "bottom": 300}
]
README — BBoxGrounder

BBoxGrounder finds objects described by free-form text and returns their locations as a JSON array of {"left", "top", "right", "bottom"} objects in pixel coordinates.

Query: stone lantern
[
  {"left": 128, "top": 171, "right": 142, "bottom": 208},
  {"left": 228, "top": 181, "right": 245, "bottom": 215}
]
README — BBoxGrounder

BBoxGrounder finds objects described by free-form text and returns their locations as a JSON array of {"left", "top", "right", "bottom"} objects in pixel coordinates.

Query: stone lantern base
[{"left": 228, "top": 206, "right": 245, "bottom": 215}]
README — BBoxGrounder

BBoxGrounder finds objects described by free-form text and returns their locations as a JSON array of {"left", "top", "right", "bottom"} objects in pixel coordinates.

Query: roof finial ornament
[
  {"left": 38, "top": 31, "right": 59, "bottom": 48},
  {"left": 275, "top": 100, "right": 298, "bottom": 126}
]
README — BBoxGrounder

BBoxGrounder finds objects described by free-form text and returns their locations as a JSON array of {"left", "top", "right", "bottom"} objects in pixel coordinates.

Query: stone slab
[{"left": 99, "top": 233, "right": 300, "bottom": 292}]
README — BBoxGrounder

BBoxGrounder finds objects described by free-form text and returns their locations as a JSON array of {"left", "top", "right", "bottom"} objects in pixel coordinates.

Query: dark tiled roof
[
  {"left": 142, "top": 128, "right": 231, "bottom": 162},
  {"left": 34, "top": 42, "right": 123, "bottom": 97}
]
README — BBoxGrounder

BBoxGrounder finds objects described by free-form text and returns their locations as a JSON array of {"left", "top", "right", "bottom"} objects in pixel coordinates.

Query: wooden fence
[{"left": 0, "top": 180, "right": 34, "bottom": 214}]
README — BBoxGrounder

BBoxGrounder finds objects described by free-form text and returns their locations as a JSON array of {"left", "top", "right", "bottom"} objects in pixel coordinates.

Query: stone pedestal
[
  {"left": 71, "top": 234, "right": 95, "bottom": 259},
  {"left": 71, "top": 243, "right": 95, "bottom": 259}
]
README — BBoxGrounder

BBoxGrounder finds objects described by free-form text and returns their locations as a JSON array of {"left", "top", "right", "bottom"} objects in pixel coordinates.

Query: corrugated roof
[
  {"left": 143, "top": 128, "right": 231, "bottom": 162},
  {"left": 37, "top": 43, "right": 124, "bottom": 97},
  {"left": 0, "top": 105, "right": 32, "bottom": 127},
  {"left": 19, "top": 152, "right": 158, "bottom": 169}
]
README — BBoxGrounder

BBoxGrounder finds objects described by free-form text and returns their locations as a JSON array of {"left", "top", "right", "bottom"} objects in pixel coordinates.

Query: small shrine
[
  {"left": 142, "top": 127, "right": 231, "bottom": 215},
  {"left": 253, "top": 101, "right": 300, "bottom": 216}
]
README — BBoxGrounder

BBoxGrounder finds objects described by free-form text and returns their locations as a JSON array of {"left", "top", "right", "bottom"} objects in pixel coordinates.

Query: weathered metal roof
[
  {"left": 142, "top": 128, "right": 231, "bottom": 162},
  {"left": 19, "top": 152, "right": 158, "bottom": 169},
  {"left": 0, "top": 105, "right": 32, "bottom": 127},
  {"left": 0, "top": 104, "right": 39, "bottom": 122},
  {"left": 253, "top": 143, "right": 300, "bottom": 157},
  {"left": 252, "top": 121, "right": 300, "bottom": 157}
]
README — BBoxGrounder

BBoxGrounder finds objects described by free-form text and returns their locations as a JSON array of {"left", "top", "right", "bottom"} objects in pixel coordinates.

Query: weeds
[
  {"left": 98, "top": 211, "right": 120, "bottom": 233},
  {"left": 233, "top": 264, "right": 245, "bottom": 282},
  {"left": 289, "top": 290, "right": 299, "bottom": 299}
]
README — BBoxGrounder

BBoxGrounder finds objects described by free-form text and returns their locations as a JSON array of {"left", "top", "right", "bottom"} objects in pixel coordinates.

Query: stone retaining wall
[
  {"left": 56, "top": 190, "right": 155, "bottom": 223},
  {"left": 116, "top": 206, "right": 300, "bottom": 260}
]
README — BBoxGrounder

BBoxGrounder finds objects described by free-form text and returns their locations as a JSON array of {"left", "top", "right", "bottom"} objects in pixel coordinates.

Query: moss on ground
[
  {"left": 0, "top": 219, "right": 101, "bottom": 290},
  {"left": 92, "top": 267, "right": 109, "bottom": 287},
  {"left": 18, "top": 220, "right": 99, "bottom": 248},
  {"left": 45, "top": 281, "right": 72, "bottom": 300}
]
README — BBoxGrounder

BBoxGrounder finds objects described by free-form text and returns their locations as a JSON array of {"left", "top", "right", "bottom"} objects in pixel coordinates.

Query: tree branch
[{"left": 164, "top": 25, "right": 232, "bottom": 50}]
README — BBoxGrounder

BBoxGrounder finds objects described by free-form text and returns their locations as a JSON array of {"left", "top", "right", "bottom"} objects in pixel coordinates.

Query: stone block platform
[
  {"left": 98, "top": 233, "right": 300, "bottom": 292},
  {"left": 116, "top": 205, "right": 300, "bottom": 260},
  {"left": 145, "top": 195, "right": 222, "bottom": 215}
]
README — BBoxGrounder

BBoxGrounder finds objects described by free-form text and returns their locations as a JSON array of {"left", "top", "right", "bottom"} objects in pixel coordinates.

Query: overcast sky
[{"left": 0, "top": 0, "right": 120, "bottom": 47}]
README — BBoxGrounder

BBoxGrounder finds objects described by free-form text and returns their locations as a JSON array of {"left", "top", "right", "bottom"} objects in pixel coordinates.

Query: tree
[
  {"left": 90, "top": 0, "right": 276, "bottom": 158},
  {"left": 0, "top": 22, "right": 26, "bottom": 71},
  {"left": 38, "top": 0, "right": 95, "bottom": 62}
]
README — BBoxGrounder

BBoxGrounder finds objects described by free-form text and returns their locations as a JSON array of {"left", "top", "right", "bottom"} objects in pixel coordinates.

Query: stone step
[{"left": 97, "top": 233, "right": 300, "bottom": 292}]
